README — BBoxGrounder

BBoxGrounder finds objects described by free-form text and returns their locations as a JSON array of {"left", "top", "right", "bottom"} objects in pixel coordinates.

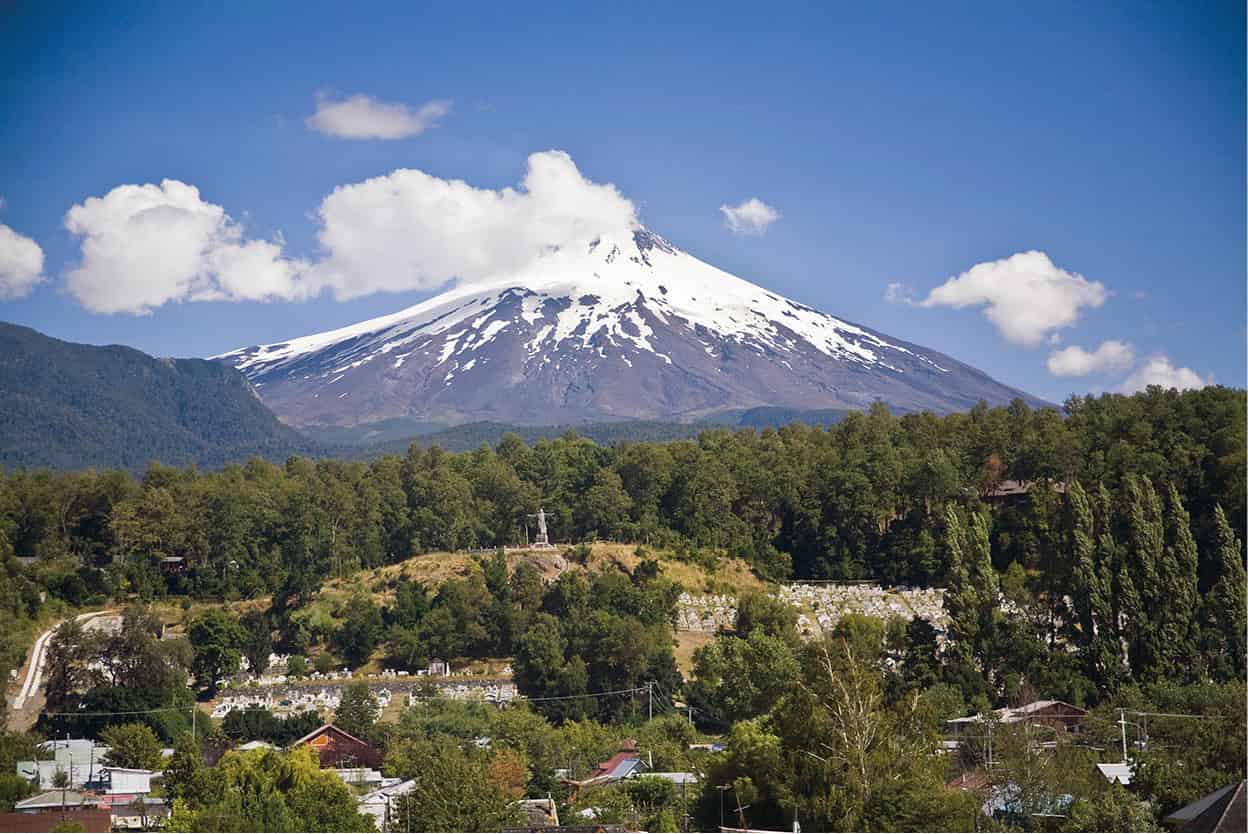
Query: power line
[{"left": 40, "top": 705, "right": 195, "bottom": 718}]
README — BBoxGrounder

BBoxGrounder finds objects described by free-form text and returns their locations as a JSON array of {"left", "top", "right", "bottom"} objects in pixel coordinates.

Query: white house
[
  {"left": 358, "top": 778, "right": 416, "bottom": 830},
  {"left": 16, "top": 740, "right": 111, "bottom": 789},
  {"left": 99, "top": 767, "right": 155, "bottom": 795}
]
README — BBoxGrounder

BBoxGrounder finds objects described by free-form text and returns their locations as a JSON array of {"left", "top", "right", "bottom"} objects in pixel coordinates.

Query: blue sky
[{"left": 0, "top": 0, "right": 1242, "bottom": 404}]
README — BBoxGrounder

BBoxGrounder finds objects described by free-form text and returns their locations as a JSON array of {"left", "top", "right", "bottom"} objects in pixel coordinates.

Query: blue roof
[{"left": 606, "top": 758, "right": 644, "bottom": 780}]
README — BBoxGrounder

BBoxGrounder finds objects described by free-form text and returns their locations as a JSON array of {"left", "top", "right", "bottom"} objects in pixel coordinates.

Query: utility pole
[
  {"left": 647, "top": 681, "right": 653, "bottom": 722},
  {"left": 1118, "top": 709, "right": 1128, "bottom": 761},
  {"left": 986, "top": 720, "right": 993, "bottom": 770}
]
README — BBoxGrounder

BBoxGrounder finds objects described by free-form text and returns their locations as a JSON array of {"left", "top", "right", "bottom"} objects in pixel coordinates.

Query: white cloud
[
  {"left": 0, "top": 223, "right": 45, "bottom": 299},
  {"left": 720, "top": 197, "right": 780, "bottom": 235},
  {"left": 920, "top": 250, "right": 1108, "bottom": 346},
  {"left": 305, "top": 149, "right": 637, "bottom": 299},
  {"left": 62, "top": 151, "right": 639, "bottom": 312},
  {"left": 64, "top": 180, "right": 306, "bottom": 314},
  {"left": 1118, "top": 355, "right": 1213, "bottom": 394},
  {"left": 1046, "top": 340, "right": 1135, "bottom": 377},
  {"left": 884, "top": 281, "right": 915, "bottom": 304},
  {"left": 307, "top": 93, "right": 451, "bottom": 140}
]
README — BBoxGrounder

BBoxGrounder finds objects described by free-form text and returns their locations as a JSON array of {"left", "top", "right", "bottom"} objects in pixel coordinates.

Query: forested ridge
[
  {"left": 3, "top": 384, "right": 1241, "bottom": 583},
  {"left": 1, "top": 385, "right": 1244, "bottom": 831},
  {"left": 0, "top": 321, "right": 320, "bottom": 471}
]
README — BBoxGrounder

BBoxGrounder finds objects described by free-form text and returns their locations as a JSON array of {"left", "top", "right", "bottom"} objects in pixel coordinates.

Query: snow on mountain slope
[{"left": 215, "top": 229, "right": 1042, "bottom": 427}]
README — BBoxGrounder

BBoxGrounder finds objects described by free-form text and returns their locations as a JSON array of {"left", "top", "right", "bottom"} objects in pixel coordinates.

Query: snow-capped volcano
[{"left": 215, "top": 229, "right": 1040, "bottom": 427}]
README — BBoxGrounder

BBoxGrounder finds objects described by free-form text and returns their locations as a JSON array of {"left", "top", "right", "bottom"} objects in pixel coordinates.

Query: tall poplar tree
[
  {"left": 1159, "top": 483, "right": 1201, "bottom": 678},
  {"left": 942, "top": 507, "right": 999, "bottom": 677},
  {"left": 941, "top": 506, "right": 975, "bottom": 666},
  {"left": 1204, "top": 505, "right": 1247, "bottom": 679},
  {"left": 1068, "top": 482, "right": 1099, "bottom": 645},
  {"left": 1122, "top": 475, "right": 1165, "bottom": 678},
  {"left": 1091, "top": 484, "right": 1126, "bottom": 690}
]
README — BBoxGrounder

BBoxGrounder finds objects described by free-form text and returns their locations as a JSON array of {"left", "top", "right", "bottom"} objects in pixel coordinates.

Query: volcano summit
[{"left": 216, "top": 229, "right": 1041, "bottom": 428}]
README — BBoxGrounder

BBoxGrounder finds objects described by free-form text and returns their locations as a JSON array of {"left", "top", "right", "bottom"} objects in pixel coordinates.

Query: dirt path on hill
[{"left": 6, "top": 609, "right": 117, "bottom": 732}]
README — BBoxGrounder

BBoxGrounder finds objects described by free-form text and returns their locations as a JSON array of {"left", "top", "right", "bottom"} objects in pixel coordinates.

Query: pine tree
[{"left": 1204, "top": 505, "right": 1247, "bottom": 679}]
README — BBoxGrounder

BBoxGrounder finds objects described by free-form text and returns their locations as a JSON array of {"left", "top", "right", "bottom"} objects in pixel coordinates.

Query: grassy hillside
[{"left": 318, "top": 541, "right": 764, "bottom": 606}]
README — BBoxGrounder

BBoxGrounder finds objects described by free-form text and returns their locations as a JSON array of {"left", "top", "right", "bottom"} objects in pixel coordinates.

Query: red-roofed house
[{"left": 290, "top": 723, "right": 382, "bottom": 769}]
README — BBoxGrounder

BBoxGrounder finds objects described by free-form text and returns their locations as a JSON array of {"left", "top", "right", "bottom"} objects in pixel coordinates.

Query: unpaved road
[{"left": 7, "top": 610, "right": 115, "bottom": 730}]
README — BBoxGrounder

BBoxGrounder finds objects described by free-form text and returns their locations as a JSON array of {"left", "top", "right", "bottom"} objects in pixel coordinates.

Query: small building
[
  {"left": 1164, "top": 781, "right": 1247, "bottom": 833},
  {"left": 427, "top": 658, "right": 449, "bottom": 676},
  {"left": 585, "top": 751, "right": 645, "bottom": 784},
  {"left": 358, "top": 778, "right": 416, "bottom": 831},
  {"left": 982, "top": 479, "right": 1067, "bottom": 503},
  {"left": 98, "top": 767, "right": 155, "bottom": 795},
  {"left": 159, "top": 556, "right": 187, "bottom": 574},
  {"left": 290, "top": 723, "right": 383, "bottom": 769},
  {"left": 1095, "top": 762, "right": 1133, "bottom": 786},
  {"left": 16, "top": 740, "right": 110, "bottom": 790},
  {"left": 332, "top": 767, "right": 386, "bottom": 789},
  {"left": 515, "top": 797, "right": 559, "bottom": 828},
  {"left": 998, "top": 700, "right": 1087, "bottom": 733},
  {"left": 562, "top": 741, "right": 646, "bottom": 799},
  {"left": 944, "top": 699, "right": 1087, "bottom": 746}
]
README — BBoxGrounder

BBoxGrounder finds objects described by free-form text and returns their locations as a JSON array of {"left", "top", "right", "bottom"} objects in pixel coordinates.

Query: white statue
[{"left": 526, "top": 508, "right": 555, "bottom": 547}]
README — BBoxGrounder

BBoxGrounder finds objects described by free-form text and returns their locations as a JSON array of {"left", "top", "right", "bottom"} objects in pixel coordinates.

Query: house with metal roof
[
  {"left": 13, "top": 790, "right": 95, "bottom": 812},
  {"left": 1095, "top": 762, "right": 1133, "bottom": 786},
  {"left": 97, "top": 767, "right": 156, "bottom": 796},
  {"left": 944, "top": 699, "right": 1088, "bottom": 749},
  {"left": 357, "top": 778, "right": 417, "bottom": 831},
  {"left": 1164, "top": 781, "right": 1247, "bottom": 833},
  {"left": 16, "top": 740, "right": 110, "bottom": 790}
]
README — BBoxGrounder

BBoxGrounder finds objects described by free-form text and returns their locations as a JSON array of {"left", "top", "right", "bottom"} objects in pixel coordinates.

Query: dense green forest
[
  {"left": 1, "top": 386, "right": 1244, "bottom": 831},
  {"left": 0, "top": 321, "right": 319, "bottom": 471},
  {"left": 2, "top": 385, "right": 1241, "bottom": 588}
]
